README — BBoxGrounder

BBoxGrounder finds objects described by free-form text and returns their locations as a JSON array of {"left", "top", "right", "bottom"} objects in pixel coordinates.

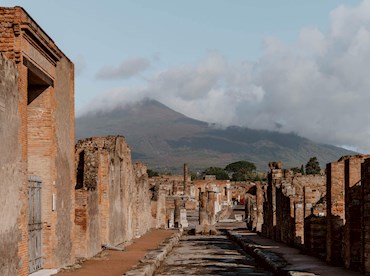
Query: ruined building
[
  {"left": 245, "top": 156, "right": 370, "bottom": 275},
  {"left": 149, "top": 164, "right": 194, "bottom": 229},
  {"left": 253, "top": 162, "right": 327, "bottom": 249},
  {"left": 326, "top": 155, "right": 370, "bottom": 270},
  {"left": 74, "top": 136, "right": 152, "bottom": 259},
  {"left": 0, "top": 7, "right": 75, "bottom": 275}
]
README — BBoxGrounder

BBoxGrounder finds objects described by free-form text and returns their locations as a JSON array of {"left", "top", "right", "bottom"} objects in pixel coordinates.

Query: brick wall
[{"left": 326, "top": 159, "right": 345, "bottom": 264}]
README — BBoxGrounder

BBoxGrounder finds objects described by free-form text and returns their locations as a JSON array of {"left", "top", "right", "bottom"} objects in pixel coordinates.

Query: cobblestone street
[{"left": 155, "top": 234, "right": 271, "bottom": 276}]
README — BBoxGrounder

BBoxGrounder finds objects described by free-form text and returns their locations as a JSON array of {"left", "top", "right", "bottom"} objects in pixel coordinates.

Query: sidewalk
[
  {"left": 57, "top": 229, "right": 178, "bottom": 276},
  {"left": 228, "top": 229, "right": 363, "bottom": 276}
]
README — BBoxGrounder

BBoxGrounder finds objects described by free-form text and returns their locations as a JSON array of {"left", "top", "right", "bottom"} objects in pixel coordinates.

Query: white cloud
[
  {"left": 82, "top": 0, "right": 370, "bottom": 152},
  {"left": 96, "top": 57, "right": 150, "bottom": 79}
]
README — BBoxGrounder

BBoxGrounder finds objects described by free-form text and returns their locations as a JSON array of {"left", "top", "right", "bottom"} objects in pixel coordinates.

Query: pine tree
[{"left": 305, "top": 157, "right": 321, "bottom": 175}]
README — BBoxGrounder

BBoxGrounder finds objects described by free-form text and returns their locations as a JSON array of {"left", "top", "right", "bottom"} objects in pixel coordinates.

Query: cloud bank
[{"left": 84, "top": 1, "right": 370, "bottom": 152}]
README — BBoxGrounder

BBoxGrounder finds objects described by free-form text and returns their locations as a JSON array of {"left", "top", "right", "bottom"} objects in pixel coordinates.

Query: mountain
[{"left": 76, "top": 99, "right": 356, "bottom": 172}]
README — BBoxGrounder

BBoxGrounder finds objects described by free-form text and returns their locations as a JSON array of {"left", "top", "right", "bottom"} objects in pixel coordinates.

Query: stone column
[
  {"left": 199, "top": 192, "right": 208, "bottom": 227},
  {"left": 174, "top": 198, "right": 182, "bottom": 228},
  {"left": 207, "top": 191, "right": 216, "bottom": 226},
  {"left": 256, "top": 182, "right": 264, "bottom": 232}
]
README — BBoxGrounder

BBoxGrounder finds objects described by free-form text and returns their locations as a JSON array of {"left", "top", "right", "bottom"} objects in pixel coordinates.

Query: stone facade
[
  {"left": 74, "top": 136, "right": 152, "bottom": 259},
  {"left": 0, "top": 7, "right": 75, "bottom": 275}
]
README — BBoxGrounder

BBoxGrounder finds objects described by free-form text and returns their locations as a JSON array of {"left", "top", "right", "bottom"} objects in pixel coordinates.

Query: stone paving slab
[{"left": 227, "top": 230, "right": 363, "bottom": 276}]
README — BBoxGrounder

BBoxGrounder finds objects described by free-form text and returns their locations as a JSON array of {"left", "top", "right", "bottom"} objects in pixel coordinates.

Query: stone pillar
[
  {"left": 197, "top": 191, "right": 217, "bottom": 234},
  {"left": 174, "top": 198, "right": 182, "bottom": 228},
  {"left": 326, "top": 160, "right": 345, "bottom": 264},
  {"left": 256, "top": 182, "right": 265, "bottom": 232},
  {"left": 168, "top": 209, "right": 175, "bottom": 228},
  {"left": 199, "top": 192, "right": 208, "bottom": 227},
  {"left": 268, "top": 162, "right": 283, "bottom": 240},
  {"left": 157, "top": 188, "right": 167, "bottom": 228},
  {"left": 180, "top": 208, "right": 188, "bottom": 228},
  {"left": 294, "top": 199, "right": 304, "bottom": 246},
  {"left": 207, "top": 191, "right": 216, "bottom": 226}
]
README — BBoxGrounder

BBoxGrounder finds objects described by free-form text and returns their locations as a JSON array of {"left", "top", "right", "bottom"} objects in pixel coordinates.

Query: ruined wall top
[
  {"left": 269, "top": 161, "right": 282, "bottom": 170},
  {"left": 336, "top": 154, "right": 370, "bottom": 163},
  {"left": 0, "top": 6, "right": 68, "bottom": 63},
  {"left": 76, "top": 136, "right": 128, "bottom": 154}
]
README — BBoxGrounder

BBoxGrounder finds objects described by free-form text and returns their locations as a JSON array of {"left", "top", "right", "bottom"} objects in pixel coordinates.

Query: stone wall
[
  {"left": 74, "top": 136, "right": 152, "bottom": 259},
  {"left": 343, "top": 155, "right": 369, "bottom": 270},
  {"left": 0, "top": 53, "right": 23, "bottom": 276},
  {"left": 362, "top": 158, "right": 370, "bottom": 274},
  {"left": 259, "top": 162, "right": 326, "bottom": 249}
]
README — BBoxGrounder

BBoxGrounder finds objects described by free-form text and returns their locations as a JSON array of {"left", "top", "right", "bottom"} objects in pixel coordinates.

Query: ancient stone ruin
[
  {"left": 74, "top": 136, "right": 152, "bottom": 259},
  {"left": 3, "top": 5, "right": 370, "bottom": 276},
  {"left": 245, "top": 155, "right": 370, "bottom": 274}
]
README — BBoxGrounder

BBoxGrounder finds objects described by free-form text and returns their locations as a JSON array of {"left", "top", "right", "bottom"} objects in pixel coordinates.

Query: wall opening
[{"left": 76, "top": 151, "right": 85, "bottom": 189}]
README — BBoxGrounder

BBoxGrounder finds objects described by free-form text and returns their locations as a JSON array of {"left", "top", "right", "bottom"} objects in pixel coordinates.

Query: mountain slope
[{"left": 76, "top": 99, "right": 356, "bottom": 172}]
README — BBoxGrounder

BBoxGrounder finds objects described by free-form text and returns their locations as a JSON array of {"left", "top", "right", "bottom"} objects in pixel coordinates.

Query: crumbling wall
[
  {"left": 261, "top": 162, "right": 326, "bottom": 249},
  {"left": 0, "top": 54, "right": 23, "bottom": 276},
  {"left": 74, "top": 136, "right": 151, "bottom": 259}
]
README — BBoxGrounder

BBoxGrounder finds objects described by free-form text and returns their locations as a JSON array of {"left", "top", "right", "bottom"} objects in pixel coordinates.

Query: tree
[
  {"left": 147, "top": 169, "right": 159, "bottom": 177},
  {"left": 203, "top": 167, "right": 229, "bottom": 180},
  {"left": 300, "top": 164, "right": 305, "bottom": 175},
  {"left": 225, "top": 160, "right": 257, "bottom": 181},
  {"left": 225, "top": 160, "right": 256, "bottom": 173},
  {"left": 290, "top": 167, "right": 301, "bottom": 174},
  {"left": 231, "top": 171, "right": 246, "bottom": 181},
  {"left": 305, "top": 157, "right": 321, "bottom": 175}
]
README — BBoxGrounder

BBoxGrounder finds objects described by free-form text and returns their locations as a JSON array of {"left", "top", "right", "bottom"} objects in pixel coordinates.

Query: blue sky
[{"left": 3, "top": 0, "right": 370, "bottom": 152}]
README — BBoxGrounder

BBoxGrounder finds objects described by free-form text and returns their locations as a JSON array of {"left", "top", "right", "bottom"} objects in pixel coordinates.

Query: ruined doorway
[{"left": 28, "top": 176, "right": 42, "bottom": 273}]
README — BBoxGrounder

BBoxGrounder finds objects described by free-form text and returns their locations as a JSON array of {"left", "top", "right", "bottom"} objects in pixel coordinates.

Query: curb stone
[
  {"left": 123, "top": 229, "right": 183, "bottom": 276},
  {"left": 226, "top": 230, "right": 314, "bottom": 276}
]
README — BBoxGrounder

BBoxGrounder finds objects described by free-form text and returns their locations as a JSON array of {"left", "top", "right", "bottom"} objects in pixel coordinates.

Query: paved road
[{"left": 155, "top": 234, "right": 271, "bottom": 276}]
